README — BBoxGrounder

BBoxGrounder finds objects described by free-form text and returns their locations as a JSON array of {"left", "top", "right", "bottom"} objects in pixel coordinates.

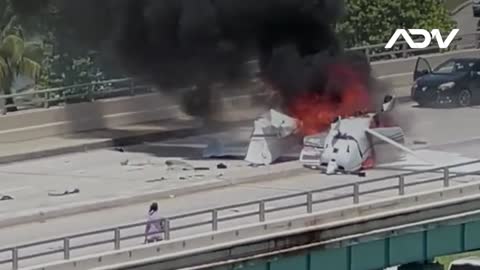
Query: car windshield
[{"left": 433, "top": 60, "right": 476, "bottom": 74}]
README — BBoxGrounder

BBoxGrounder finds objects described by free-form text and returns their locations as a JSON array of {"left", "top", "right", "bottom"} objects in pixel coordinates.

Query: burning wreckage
[{"left": 205, "top": 94, "right": 421, "bottom": 176}]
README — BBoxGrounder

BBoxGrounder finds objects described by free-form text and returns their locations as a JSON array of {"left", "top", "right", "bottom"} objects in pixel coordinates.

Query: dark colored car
[{"left": 411, "top": 57, "right": 480, "bottom": 107}]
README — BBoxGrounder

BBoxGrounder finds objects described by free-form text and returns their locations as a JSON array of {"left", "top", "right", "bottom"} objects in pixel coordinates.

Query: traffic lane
[{"left": 400, "top": 103, "right": 480, "bottom": 147}]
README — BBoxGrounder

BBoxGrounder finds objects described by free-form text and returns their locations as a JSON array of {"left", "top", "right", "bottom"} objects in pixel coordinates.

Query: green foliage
[
  {"left": 0, "top": 33, "right": 42, "bottom": 111},
  {"left": 338, "top": 0, "right": 457, "bottom": 47}
]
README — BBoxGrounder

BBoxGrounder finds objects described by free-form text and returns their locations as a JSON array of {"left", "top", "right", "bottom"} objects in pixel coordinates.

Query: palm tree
[{"left": 0, "top": 34, "right": 41, "bottom": 112}]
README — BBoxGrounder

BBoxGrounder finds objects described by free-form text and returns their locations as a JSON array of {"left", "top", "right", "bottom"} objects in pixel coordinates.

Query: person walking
[{"left": 144, "top": 202, "right": 164, "bottom": 243}]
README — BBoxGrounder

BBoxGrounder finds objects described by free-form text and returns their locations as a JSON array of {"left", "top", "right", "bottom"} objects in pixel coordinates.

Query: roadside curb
[
  {"left": 0, "top": 165, "right": 307, "bottom": 229},
  {"left": 451, "top": 0, "right": 471, "bottom": 15}
]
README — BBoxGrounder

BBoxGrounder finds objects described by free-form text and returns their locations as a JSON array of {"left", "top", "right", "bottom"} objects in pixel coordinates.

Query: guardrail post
[
  {"left": 444, "top": 168, "right": 450, "bottom": 187},
  {"left": 130, "top": 80, "right": 135, "bottom": 96},
  {"left": 90, "top": 85, "right": 96, "bottom": 102},
  {"left": 402, "top": 43, "right": 408, "bottom": 58},
  {"left": 399, "top": 176, "right": 405, "bottom": 195},
  {"left": 259, "top": 201, "right": 266, "bottom": 222},
  {"left": 163, "top": 219, "right": 170, "bottom": 240},
  {"left": 365, "top": 48, "right": 371, "bottom": 63},
  {"left": 114, "top": 228, "right": 121, "bottom": 250},
  {"left": 353, "top": 183, "right": 360, "bottom": 204},
  {"left": 12, "top": 248, "right": 18, "bottom": 270},
  {"left": 212, "top": 209, "right": 218, "bottom": 231},
  {"left": 63, "top": 238, "right": 70, "bottom": 260},
  {"left": 43, "top": 92, "right": 49, "bottom": 108},
  {"left": 306, "top": 192, "right": 313, "bottom": 213}
]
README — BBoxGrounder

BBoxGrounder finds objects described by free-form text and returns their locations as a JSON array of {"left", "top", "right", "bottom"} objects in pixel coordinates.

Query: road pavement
[
  {"left": 2, "top": 101, "right": 480, "bottom": 268},
  {"left": 453, "top": 1, "right": 479, "bottom": 49}
]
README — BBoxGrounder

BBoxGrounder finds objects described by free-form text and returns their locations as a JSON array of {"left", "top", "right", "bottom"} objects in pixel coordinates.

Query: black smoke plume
[{"left": 13, "top": 0, "right": 383, "bottom": 116}]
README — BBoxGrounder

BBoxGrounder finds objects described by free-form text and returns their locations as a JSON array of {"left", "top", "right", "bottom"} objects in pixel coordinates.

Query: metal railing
[
  {"left": 0, "top": 78, "right": 155, "bottom": 115},
  {"left": 347, "top": 31, "right": 480, "bottom": 62},
  {"left": 2, "top": 160, "right": 480, "bottom": 269}
]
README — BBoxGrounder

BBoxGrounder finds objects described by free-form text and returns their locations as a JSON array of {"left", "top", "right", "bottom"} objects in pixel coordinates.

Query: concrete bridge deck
[{"left": 2, "top": 100, "right": 480, "bottom": 268}]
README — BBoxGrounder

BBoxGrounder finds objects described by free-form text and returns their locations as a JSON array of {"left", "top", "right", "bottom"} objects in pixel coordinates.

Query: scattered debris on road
[
  {"left": 48, "top": 188, "right": 80, "bottom": 197},
  {"left": 146, "top": 177, "right": 166, "bottom": 183},
  {"left": 217, "top": 163, "right": 228, "bottom": 169},
  {"left": 166, "top": 160, "right": 195, "bottom": 171},
  {"left": 0, "top": 195, "right": 14, "bottom": 201},
  {"left": 114, "top": 147, "right": 125, "bottom": 153},
  {"left": 120, "top": 159, "right": 129, "bottom": 166},
  {"left": 194, "top": 167, "right": 210, "bottom": 171},
  {"left": 413, "top": 140, "right": 428, "bottom": 145}
]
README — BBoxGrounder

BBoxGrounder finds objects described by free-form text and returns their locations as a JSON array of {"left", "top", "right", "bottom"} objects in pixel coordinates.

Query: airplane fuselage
[{"left": 320, "top": 115, "right": 375, "bottom": 173}]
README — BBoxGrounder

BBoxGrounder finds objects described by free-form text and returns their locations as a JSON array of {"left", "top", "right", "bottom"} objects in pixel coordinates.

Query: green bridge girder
[{"left": 215, "top": 219, "right": 480, "bottom": 270}]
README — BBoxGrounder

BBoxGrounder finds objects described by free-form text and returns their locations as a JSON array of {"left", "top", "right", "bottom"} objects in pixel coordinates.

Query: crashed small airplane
[{"left": 299, "top": 95, "right": 423, "bottom": 175}]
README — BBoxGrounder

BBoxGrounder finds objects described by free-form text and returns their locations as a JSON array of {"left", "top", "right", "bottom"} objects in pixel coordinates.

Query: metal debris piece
[
  {"left": 245, "top": 109, "right": 299, "bottom": 165},
  {"left": 114, "top": 147, "right": 125, "bottom": 153},
  {"left": 413, "top": 140, "right": 428, "bottom": 145},
  {"left": 0, "top": 195, "right": 13, "bottom": 201},
  {"left": 48, "top": 188, "right": 80, "bottom": 197},
  {"left": 217, "top": 163, "right": 228, "bottom": 169},
  {"left": 146, "top": 177, "right": 166, "bottom": 183},
  {"left": 120, "top": 159, "right": 129, "bottom": 166},
  {"left": 194, "top": 167, "right": 210, "bottom": 171},
  {"left": 248, "top": 163, "right": 265, "bottom": 168},
  {"left": 179, "top": 177, "right": 187, "bottom": 180},
  {"left": 166, "top": 160, "right": 194, "bottom": 171}
]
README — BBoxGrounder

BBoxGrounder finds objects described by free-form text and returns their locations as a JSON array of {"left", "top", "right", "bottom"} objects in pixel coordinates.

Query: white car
[{"left": 299, "top": 133, "right": 326, "bottom": 169}]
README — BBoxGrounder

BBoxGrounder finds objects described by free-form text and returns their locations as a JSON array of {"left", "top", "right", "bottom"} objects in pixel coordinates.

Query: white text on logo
[{"left": 385, "top": 29, "right": 460, "bottom": 49}]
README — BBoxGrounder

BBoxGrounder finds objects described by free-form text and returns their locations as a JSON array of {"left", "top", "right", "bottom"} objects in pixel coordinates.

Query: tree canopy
[{"left": 337, "top": 0, "right": 456, "bottom": 47}]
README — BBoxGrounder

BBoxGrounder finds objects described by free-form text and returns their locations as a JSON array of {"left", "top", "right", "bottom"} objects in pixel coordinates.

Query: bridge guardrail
[
  {"left": 347, "top": 31, "right": 480, "bottom": 62},
  {"left": 1, "top": 32, "right": 479, "bottom": 116},
  {"left": 2, "top": 160, "right": 480, "bottom": 269},
  {"left": 0, "top": 78, "right": 155, "bottom": 115}
]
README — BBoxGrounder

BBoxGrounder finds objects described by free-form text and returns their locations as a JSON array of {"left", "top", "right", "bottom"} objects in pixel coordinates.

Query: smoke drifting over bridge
[{"left": 16, "top": 0, "right": 388, "bottom": 120}]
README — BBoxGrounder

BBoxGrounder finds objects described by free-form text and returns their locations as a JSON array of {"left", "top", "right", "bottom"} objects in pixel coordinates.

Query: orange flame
[{"left": 289, "top": 64, "right": 372, "bottom": 136}]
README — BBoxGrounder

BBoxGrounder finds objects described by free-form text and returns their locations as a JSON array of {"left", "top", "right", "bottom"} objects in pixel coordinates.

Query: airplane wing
[
  {"left": 368, "top": 127, "right": 405, "bottom": 146},
  {"left": 366, "top": 128, "right": 432, "bottom": 164}
]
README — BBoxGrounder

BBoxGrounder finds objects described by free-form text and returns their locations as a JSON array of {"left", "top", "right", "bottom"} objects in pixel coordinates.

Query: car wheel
[
  {"left": 457, "top": 89, "right": 472, "bottom": 107},
  {"left": 417, "top": 101, "right": 426, "bottom": 107}
]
